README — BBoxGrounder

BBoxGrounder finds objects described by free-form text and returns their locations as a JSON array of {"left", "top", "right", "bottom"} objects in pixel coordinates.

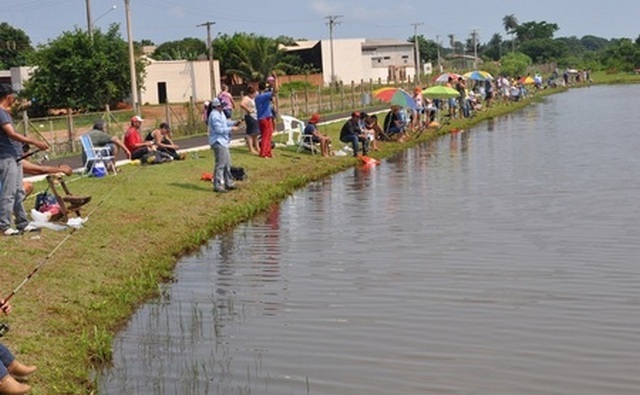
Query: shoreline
[{"left": 0, "top": 83, "right": 577, "bottom": 393}]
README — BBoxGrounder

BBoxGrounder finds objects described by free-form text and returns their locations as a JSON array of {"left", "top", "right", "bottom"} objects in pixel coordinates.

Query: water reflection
[{"left": 100, "top": 85, "right": 640, "bottom": 395}]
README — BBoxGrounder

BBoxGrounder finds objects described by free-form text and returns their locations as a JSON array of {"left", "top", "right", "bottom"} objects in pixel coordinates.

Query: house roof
[{"left": 363, "top": 39, "right": 413, "bottom": 48}]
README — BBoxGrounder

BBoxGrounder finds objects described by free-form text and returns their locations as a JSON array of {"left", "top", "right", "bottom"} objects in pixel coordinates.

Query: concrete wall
[
  {"left": 317, "top": 39, "right": 416, "bottom": 85},
  {"left": 140, "top": 59, "right": 221, "bottom": 105}
]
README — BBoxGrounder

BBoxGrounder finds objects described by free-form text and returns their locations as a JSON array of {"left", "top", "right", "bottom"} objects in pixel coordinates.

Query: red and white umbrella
[{"left": 433, "top": 72, "right": 461, "bottom": 84}]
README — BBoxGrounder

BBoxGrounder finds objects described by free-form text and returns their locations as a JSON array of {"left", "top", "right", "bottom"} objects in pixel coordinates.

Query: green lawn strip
[{"left": 0, "top": 83, "right": 577, "bottom": 393}]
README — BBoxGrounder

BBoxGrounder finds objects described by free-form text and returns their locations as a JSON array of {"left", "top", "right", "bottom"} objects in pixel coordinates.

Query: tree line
[{"left": 1, "top": 15, "right": 639, "bottom": 115}]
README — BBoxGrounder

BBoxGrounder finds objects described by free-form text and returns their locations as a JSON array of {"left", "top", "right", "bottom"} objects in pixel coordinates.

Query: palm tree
[
  {"left": 502, "top": 14, "right": 519, "bottom": 52},
  {"left": 225, "top": 35, "right": 289, "bottom": 82},
  {"left": 448, "top": 34, "right": 455, "bottom": 57}
]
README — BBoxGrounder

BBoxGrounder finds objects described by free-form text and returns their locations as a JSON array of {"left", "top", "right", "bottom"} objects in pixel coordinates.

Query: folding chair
[
  {"left": 45, "top": 174, "right": 91, "bottom": 222},
  {"left": 80, "top": 134, "right": 116, "bottom": 176}
]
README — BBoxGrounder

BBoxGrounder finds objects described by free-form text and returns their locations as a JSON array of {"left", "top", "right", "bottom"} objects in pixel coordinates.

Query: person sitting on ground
[
  {"left": 363, "top": 115, "right": 382, "bottom": 151},
  {"left": 383, "top": 105, "right": 408, "bottom": 142},
  {"left": 339, "top": 111, "right": 368, "bottom": 157},
  {"left": 145, "top": 122, "right": 185, "bottom": 161},
  {"left": 303, "top": 113, "right": 331, "bottom": 157},
  {"left": 0, "top": 299, "right": 37, "bottom": 394},
  {"left": 239, "top": 86, "right": 260, "bottom": 155},
  {"left": 84, "top": 119, "right": 131, "bottom": 172},
  {"left": 124, "top": 115, "right": 155, "bottom": 161}
]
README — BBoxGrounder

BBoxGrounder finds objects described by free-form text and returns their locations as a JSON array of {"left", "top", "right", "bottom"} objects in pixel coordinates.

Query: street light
[
  {"left": 87, "top": 2, "right": 117, "bottom": 40},
  {"left": 95, "top": 5, "right": 117, "bottom": 26}
]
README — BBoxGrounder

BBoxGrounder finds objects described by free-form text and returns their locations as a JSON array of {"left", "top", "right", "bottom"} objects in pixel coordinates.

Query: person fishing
[
  {"left": 0, "top": 83, "right": 49, "bottom": 236},
  {"left": 0, "top": 300, "right": 36, "bottom": 394}
]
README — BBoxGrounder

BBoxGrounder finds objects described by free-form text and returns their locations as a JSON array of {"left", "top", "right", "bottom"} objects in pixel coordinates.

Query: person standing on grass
[
  {"left": 239, "top": 86, "right": 260, "bottom": 155},
  {"left": 0, "top": 83, "right": 49, "bottom": 236},
  {"left": 208, "top": 98, "right": 241, "bottom": 193},
  {"left": 217, "top": 84, "right": 235, "bottom": 120},
  {"left": 255, "top": 79, "right": 277, "bottom": 158}
]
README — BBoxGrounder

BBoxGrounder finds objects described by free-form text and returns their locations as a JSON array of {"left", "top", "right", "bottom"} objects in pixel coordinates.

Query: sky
[{"left": 5, "top": 0, "right": 640, "bottom": 47}]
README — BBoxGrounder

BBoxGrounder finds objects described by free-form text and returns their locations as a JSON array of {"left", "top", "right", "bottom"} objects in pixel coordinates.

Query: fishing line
[{"left": 0, "top": 162, "right": 145, "bottom": 336}]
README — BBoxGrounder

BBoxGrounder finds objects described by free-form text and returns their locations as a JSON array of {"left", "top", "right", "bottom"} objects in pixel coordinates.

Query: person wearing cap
[
  {"left": 0, "top": 83, "right": 49, "bottom": 236},
  {"left": 145, "top": 122, "right": 185, "bottom": 161},
  {"left": 255, "top": 78, "right": 277, "bottom": 158},
  {"left": 208, "top": 98, "right": 242, "bottom": 193},
  {"left": 339, "top": 111, "right": 368, "bottom": 157},
  {"left": 303, "top": 113, "right": 331, "bottom": 157},
  {"left": 84, "top": 119, "right": 131, "bottom": 172},
  {"left": 124, "top": 115, "right": 155, "bottom": 161}
]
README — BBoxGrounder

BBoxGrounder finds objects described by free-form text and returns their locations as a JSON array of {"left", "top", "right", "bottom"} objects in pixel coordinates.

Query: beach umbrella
[
  {"left": 519, "top": 76, "right": 535, "bottom": 85},
  {"left": 433, "top": 72, "right": 461, "bottom": 84},
  {"left": 373, "top": 87, "right": 418, "bottom": 109},
  {"left": 463, "top": 70, "right": 493, "bottom": 81},
  {"left": 422, "top": 85, "right": 460, "bottom": 99}
]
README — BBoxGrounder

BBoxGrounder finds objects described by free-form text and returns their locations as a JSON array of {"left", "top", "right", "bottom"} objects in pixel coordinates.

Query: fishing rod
[
  {"left": 0, "top": 160, "right": 144, "bottom": 337},
  {"left": 17, "top": 149, "right": 42, "bottom": 163}
]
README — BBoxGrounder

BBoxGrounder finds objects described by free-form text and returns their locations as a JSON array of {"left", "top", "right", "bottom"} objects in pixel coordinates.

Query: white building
[
  {"left": 2, "top": 59, "right": 220, "bottom": 106},
  {"left": 140, "top": 58, "right": 221, "bottom": 105},
  {"left": 283, "top": 38, "right": 416, "bottom": 85}
]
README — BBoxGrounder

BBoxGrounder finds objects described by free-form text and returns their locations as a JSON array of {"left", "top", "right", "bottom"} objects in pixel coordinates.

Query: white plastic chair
[
  {"left": 80, "top": 134, "right": 116, "bottom": 176},
  {"left": 280, "top": 115, "right": 320, "bottom": 155}
]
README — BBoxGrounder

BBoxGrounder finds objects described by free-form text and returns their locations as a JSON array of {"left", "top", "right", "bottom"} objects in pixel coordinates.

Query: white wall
[
  {"left": 320, "top": 39, "right": 365, "bottom": 85},
  {"left": 318, "top": 39, "right": 416, "bottom": 85},
  {"left": 140, "top": 59, "right": 221, "bottom": 105}
]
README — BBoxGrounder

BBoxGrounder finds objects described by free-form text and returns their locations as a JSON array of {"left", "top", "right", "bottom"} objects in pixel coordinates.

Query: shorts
[{"left": 244, "top": 115, "right": 259, "bottom": 136}]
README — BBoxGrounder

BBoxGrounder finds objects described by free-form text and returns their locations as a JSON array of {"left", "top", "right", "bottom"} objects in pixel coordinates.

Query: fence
[{"left": 16, "top": 79, "right": 418, "bottom": 159}]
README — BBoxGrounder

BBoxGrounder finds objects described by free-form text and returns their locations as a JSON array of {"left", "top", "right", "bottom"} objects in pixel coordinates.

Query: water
[{"left": 99, "top": 85, "right": 640, "bottom": 394}]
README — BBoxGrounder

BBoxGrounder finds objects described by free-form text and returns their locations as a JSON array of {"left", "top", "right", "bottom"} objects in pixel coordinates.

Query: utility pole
[
  {"left": 471, "top": 29, "right": 479, "bottom": 70},
  {"left": 411, "top": 22, "right": 424, "bottom": 83},
  {"left": 86, "top": 0, "right": 93, "bottom": 40},
  {"left": 436, "top": 35, "right": 441, "bottom": 73},
  {"left": 198, "top": 21, "right": 216, "bottom": 99},
  {"left": 325, "top": 15, "right": 342, "bottom": 87},
  {"left": 124, "top": 0, "right": 139, "bottom": 113}
]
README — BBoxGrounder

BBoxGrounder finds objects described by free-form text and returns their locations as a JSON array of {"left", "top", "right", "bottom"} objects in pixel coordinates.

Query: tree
[
  {"left": 152, "top": 37, "right": 206, "bottom": 61},
  {"left": 225, "top": 34, "right": 291, "bottom": 82},
  {"left": 514, "top": 21, "right": 559, "bottom": 42},
  {"left": 599, "top": 38, "right": 640, "bottom": 72},
  {"left": 502, "top": 14, "right": 519, "bottom": 51},
  {"left": 24, "top": 24, "right": 144, "bottom": 114},
  {"left": 499, "top": 51, "right": 532, "bottom": 77},
  {"left": 407, "top": 35, "right": 438, "bottom": 64},
  {"left": 483, "top": 33, "right": 504, "bottom": 61},
  {"left": 519, "top": 38, "right": 568, "bottom": 63},
  {"left": 0, "top": 22, "right": 33, "bottom": 69}
]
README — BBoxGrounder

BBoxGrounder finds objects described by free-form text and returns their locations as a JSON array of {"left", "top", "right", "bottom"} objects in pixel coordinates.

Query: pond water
[{"left": 99, "top": 85, "right": 640, "bottom": 395}]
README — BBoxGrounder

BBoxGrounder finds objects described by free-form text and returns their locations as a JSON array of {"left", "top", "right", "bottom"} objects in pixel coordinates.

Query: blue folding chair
[{"left": 80, "top": 134, "right": 116, "bottom": 176}]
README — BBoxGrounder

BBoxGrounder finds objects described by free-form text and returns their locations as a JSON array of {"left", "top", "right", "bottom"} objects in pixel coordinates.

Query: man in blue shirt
[
  {"left": 0, "top": 84, "right": 49, "bottom": 235},
  {"left": 208, "top": 98, "right": 241, "bottom": 193},
  {"left": 255, "top": 79, "right": 277, "bottom": 158}
]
